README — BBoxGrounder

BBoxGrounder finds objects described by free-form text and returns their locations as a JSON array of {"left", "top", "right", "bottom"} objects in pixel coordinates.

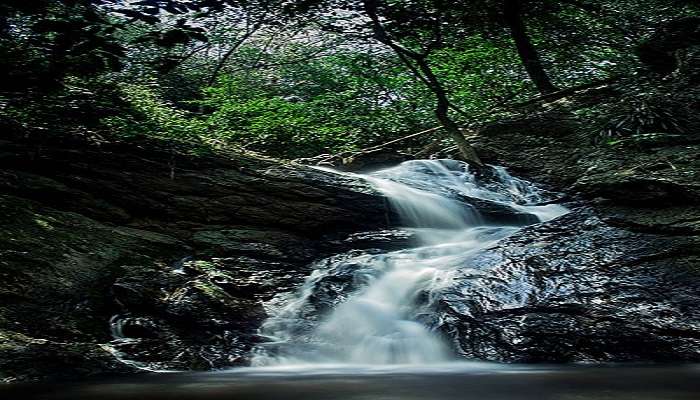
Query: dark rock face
[
  {"left": 298, "top": 149, "right": 413, "bottom": 173},
  {"left": 321, "top": 230, "right": 420, "bottom": 253},
  {"left": 635, "top": 16, "right": 700, "bottom": 75},
  {"left": 0, "top": 141, "right": 390, "bottom": 381},
  {"left": 0, "top": 142, "right": 386, "bottom": 235},
  {"left": 472, "top": 95, "right": 700, "bottom": 237},
  {"left": 434, "top": 208, "right": 700, "bottom": 362},
  {"left": 455, "top": 195, "right": 541, "bottom": 226},
  {"left": 461, "top": 93, "right": 700, "bottom": 362}
]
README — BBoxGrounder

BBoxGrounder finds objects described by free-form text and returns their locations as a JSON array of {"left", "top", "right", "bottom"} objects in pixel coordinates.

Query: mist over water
[{"left": 252, "top": 160, "right": 568, "bottom": 366}]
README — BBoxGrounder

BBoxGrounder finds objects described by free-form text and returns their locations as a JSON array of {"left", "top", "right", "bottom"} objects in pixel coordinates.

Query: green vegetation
[{"left": 1, "top": 1, "right": 699, "bottom": 159}]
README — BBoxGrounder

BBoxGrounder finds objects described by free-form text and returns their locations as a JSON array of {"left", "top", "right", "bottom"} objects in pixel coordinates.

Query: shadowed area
[{"left": 2, "top": 364, "right": 699, "bottom": 400}]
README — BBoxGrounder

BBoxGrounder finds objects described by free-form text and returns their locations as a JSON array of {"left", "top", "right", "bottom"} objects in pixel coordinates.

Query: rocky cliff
[
  {"left": 440, "top": 85, "right": 700, "bottom": 362},
  {"left": 0, "top": 140, "right": 391, "bottom": 381}
]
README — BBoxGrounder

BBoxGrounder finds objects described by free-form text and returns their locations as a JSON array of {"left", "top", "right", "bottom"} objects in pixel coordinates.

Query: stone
[
  {"left": 0, "top": 141, "right": 393, "bottom": 381},
  {"left": 433, "top": 208, "right": 700, "bottom": 362}
]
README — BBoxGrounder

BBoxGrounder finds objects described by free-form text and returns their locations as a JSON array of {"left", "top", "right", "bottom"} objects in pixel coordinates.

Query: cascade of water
[{"left": 252, "top": 160, "right": 568, "bottom": 366}]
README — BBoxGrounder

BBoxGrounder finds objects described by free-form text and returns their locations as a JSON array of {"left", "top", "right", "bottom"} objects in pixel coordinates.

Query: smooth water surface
[{"left": 4, "top": 364, "right": 699, "bottom": 400}]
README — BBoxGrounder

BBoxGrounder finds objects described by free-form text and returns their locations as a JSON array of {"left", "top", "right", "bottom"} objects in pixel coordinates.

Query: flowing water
[
  {"left": 252, "top": 160, "right": 567, "bottom": 366},
  {"left": 7, "top": 160, "right": 699, "bottom": 399}
]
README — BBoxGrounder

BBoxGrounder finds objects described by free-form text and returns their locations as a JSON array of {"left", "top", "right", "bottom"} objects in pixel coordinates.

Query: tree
[
  {"left": 356, "top": 0, "right": 483, "bottom": 165},
  {"left": 0, "top": 1, "right": 123, "bottom": 94},
  {"left": 502, "top": 0, "right": 557, "bottom": 94},
  {"left": 5, "top": 0, "right": 696, "bottom": 159}
]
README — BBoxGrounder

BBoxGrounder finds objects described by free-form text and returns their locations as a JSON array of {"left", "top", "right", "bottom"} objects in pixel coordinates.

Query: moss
[
  {"left": 0, "top": 194, "right": 185, "bottom": 344},
  {"left": 33, "top": 218, "right": 54, "bottom": 230},
  {"left": 192, "top": 279, "right": 233, "bottom": 303},
  {"left": 0, "top": 330, "right": 35, "bottom": 351},
  {"left": 185, "top": 260, "right": 217, "bottom": 274}
]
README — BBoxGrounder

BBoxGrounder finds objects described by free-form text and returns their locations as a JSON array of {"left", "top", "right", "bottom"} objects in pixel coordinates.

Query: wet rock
[
  {"left": 455, "top": 195, "right": 541, "bottom": 226},
  {"left": 189, "top": 257, "right": 311, "bottom": 300},
  {"left": 569, "top": 142, "right": 700, "bottom": 207},
  {"left": 301, "top": 250, "right": 385, "bottom": 317},
  {"left": 113, "top": 317, "right": 161, "bottom": 340},
  {"left": 165, "top": 277, "right": 265, "bottom": 328},
  {"left": 597, "top": 204, "right": 700, "bottom": 235},
  {"left": 434, "top": 208, "right": 700, "bottom": 362},
  {"left": 467, "top": 101, "right": 700, "bottom": 362},
  {"left": 332, "top": 150, "right": 413, "bottom": 173},
  {"left": 191, "top": 229, "right": 317, "bottom": 262},
  {"left": 0, "top": 330, "right": 138, "bottom": 383},
  {"left": 0, "top": 141, "right": 392, "bottom": 381},
  {"left": 321, "top": 229, "right": 420, "bottom": 252}
]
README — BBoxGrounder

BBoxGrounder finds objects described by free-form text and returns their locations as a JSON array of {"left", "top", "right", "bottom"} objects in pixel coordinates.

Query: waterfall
[{"left": 252, "top": 160, "right": 568, "bottom": 366}]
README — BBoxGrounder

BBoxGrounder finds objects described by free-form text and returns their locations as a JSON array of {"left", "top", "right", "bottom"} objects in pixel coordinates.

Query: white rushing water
[{"left": 252, "top": 160, "right": 568, "bottom": 366}]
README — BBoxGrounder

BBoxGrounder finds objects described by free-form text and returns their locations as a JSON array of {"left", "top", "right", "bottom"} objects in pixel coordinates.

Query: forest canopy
[{"left": 1, "top": 0, "right": 699, "bottom": 159}]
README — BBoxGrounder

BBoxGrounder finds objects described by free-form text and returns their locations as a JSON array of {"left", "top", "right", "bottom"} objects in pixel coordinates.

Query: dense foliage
[{"left": 1, "top": 0, "right": 698, "bottom": 158}]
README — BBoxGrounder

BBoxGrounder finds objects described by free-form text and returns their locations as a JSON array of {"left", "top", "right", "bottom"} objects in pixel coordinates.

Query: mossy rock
[
  {"left": 0, "top": 195, "right": 185, "bottom": 380},
  {"left": 0, "top": 329, "right": 138, "bottom": 383}
]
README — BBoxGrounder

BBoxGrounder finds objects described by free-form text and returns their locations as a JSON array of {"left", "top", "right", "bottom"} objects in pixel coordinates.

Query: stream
[
  {"left": 4, "top": 364, "right": 699, "bottom": 399},
  {"left": 5, "top": 160, "right": 698, "bottom": 399},
  {"left": 251, "top": 159, "right": 567, "bottom": 365}
]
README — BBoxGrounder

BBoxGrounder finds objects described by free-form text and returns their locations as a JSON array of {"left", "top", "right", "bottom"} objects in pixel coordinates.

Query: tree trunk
[
  {"left": 414, "top": 58, "right": 483, "bottom": 165},
  {"left": 435, "top": 98, "right": 482, "bottom": 165},
  {"left": 206, "top": 28, "right": 258, "bottom": 87},
  {"left": 503, "top": 0, "right": 558, "bottom": 94},
  {"left": 362, "top": 0, "right": 482, "bottom": 165}
]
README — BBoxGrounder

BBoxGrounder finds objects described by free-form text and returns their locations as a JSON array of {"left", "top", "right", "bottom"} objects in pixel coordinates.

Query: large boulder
[
  {"left": 636, "top": 16, "right": 700, "bottom": 75},
  {"left": 434, "top": 208, "right": 700, "bottom": 362},
  {"left": 0, "top": 141, "right": 391, "bottom": 381},
  {"left": 0, "top": 194, "right": 183, "bottom": 381},
  {"left": 472, "top": 98, "right": 700, "bottom": 235},
  {"left": 0, "top": 141, "right": 387, "bottom": 236},
  {"left": 462, "top": 90, "right": 700, "bottom": 361}
]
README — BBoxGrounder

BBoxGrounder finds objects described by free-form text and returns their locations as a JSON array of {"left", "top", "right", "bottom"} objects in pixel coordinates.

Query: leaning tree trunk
[
  {"left": 416, "top": 59, "right": 483, "bottom": 166},
  {"left": 503, "top": 0, "right": 558, "bottom": 94},
  {"left": 436, "top": 98, "right": 482, "bottom": 166},
  {"left": 362, "top": 0, "right": 482, "bottom": 165}
]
